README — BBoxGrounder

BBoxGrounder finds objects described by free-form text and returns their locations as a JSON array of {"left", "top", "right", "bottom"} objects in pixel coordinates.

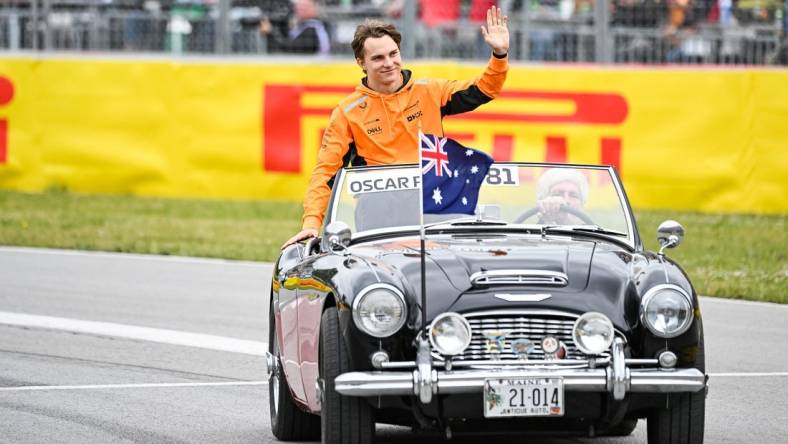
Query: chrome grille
[{"left": 430, "top": 311, "right": 609, "bottom": 361}]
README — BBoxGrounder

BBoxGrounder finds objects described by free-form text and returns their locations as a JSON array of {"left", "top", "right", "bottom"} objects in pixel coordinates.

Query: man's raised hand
[{"left": 481, "top": 6, "right": 509, "bottom": 56}]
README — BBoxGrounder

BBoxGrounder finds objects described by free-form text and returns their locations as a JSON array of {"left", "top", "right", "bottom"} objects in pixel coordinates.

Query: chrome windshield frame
[{"left": 327, "top": 163, "right": 638, "bottom": 250}]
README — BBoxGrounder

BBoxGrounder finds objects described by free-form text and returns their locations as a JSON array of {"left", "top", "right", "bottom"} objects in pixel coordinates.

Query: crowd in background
[{"left": 1, "top": 0, "right": 786, "bottom": 64}]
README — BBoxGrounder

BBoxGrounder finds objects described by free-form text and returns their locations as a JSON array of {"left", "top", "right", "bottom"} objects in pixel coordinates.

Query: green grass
[
  {"left": 636, "top": 211, "right": 786, "bottom": 304},
  {"left": 0, "top": 189, "right": 303, "bottom": 262},
  {"left": 1, "top": 190, "right": 785, "bottom": 304}
]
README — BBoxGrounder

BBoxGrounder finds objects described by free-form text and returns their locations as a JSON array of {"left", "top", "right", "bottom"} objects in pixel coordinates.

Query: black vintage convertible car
[{"left": 267, "top": 163, "right": 707, "bottom": 444}]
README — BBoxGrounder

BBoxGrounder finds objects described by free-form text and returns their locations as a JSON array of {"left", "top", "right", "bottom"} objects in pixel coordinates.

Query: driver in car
[{"left": 535, "top": 168, "right": 589, "bottom": 224}]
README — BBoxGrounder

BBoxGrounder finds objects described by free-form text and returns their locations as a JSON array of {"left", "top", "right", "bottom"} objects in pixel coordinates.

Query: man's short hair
[
  {"left": 537, "top": 168, "right": 589, "bottom": 204},
  {"left": 351, "top": 20, "right": 402, "bottom": 60}
]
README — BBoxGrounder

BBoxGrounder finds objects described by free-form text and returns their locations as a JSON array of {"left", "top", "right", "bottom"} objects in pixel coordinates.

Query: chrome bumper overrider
[{"left": 334, "top": 339, "right": 707, "bottom": 402}]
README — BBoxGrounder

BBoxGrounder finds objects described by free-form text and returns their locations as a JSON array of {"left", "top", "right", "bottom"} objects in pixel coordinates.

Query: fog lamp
[
  {"left": 429, "top": 313, "right": 472, "bottom": 356},
  {"left": 572, "top": 312, "right": 615, "bottom": 355}
]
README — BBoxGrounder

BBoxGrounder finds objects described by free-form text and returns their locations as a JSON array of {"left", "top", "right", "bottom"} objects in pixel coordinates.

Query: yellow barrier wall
[{"left": 0, "top": 57, "right": 786, "bottom": 213}]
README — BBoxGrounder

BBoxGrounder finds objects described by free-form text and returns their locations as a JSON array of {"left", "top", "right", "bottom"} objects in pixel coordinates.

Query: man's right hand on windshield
[{"left": 282, "top": 227, "right": 318, "bottom": 249}]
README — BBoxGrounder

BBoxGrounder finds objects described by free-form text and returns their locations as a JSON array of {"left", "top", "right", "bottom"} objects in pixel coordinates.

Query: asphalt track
[{"left": 0, "top": 247, "right": 786, "bottom": 443}]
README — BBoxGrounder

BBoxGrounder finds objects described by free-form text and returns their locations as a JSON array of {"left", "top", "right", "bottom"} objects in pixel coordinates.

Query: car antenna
[{"left": 417, "top": 125, "right": 428, "bottom": 335}]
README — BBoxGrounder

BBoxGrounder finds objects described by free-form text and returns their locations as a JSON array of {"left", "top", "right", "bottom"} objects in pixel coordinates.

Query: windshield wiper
[
  {"left": 571, "top": 226, "right": 628, "bottom": 237},
  {"left": 422, "top": 216, "right": 507, "bottom": 227},
  {"left": 448, "top": 219, "right": 507, "bottom": 226},
  {"left": 543, "top": 225, "right": 628, "bottom": 237}
]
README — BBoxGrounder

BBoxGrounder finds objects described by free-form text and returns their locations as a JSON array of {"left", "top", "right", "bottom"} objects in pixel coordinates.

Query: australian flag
[{"left": 421, "top": 132, "right": 494, "bottom": 214}]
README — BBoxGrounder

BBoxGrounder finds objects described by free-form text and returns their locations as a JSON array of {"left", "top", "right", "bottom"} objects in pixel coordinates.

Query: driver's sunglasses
[{"left": 550, "top": 190, "right": 581, "bottom": 200}]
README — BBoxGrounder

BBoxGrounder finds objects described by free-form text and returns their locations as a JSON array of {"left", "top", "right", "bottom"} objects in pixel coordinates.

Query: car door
[
  {"left": 277, "top": 265, "right": 306, "bottom": 403},
  {"left": 296, "top": 264, "right": 327, "bottom": 412}
]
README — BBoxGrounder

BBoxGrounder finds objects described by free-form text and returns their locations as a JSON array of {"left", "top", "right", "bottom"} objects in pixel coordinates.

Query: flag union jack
[
  {"left": 421, "top": 133, "right": 452, "bottom": 178},
  {"left": 419, "top": 132, "right": 494, "bottom": 215}
]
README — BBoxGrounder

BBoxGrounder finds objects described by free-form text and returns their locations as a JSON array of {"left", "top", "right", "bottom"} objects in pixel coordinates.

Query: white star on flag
[
  {"left": 471, "top": 165, "right": 479, "bottom": 174},
  {"left": 465, "top": 149, "right": 474, "bottom": 157},
  {"left": 466, "top": 179, "right": 470, "bottom": 184},
  {"left": 462, "top": 196, "right": 468, "bottom": 205},
  {"left": 432, "top": 187, "right": 443, "bottom": 205},
  {"left": 454, "top": 169, "right": 459, "bottom": 177}
]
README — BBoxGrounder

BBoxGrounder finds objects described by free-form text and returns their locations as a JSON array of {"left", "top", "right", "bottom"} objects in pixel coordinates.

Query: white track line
[
  {"left": 709, "top": 372, "right": 788, "bottom": 377},
  {"left": 0, "top": 312, "right": 266, "bottom": 356},
  {"left": 0, "top": 381, "right": 268, "bottom": 392},
  {"left": 0, "top": 246, "right": 270, "bottom": 268},
  {"left": 2, "top": 374, "right": 786, "bottom": 393},
  {"left": 699, "top": 296, "right": 787, "bottom": 308}
]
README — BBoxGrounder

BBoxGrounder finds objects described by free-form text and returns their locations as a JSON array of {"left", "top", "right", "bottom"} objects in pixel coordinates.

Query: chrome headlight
[
  {"left": 429, "top": 312, "right": 472, "bottom": 356},
  {"left": 352, "top": 284, "right": 407, "bottom": 338},
  {"left": 641, "top": 284, "right": 694, "bottom": 338},
  {"left": 572, "top": 312, "right": 614, "bottom": 355}
]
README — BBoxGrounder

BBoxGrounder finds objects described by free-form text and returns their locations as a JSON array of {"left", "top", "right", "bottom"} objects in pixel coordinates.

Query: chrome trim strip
[
  {"left": 463, "top": 309, "right": 582, "bottom": 319},
  {"left": 334, "top": 368, "right": 706, "bottom": 397},
  {"left": 264, "top": 351, "right": 275, "bottom": 377},
  {"left": 607, "top": 164, "right": 636, "bottom": 249},
  {"left": 380, "top": 358, "right": 609, "bottom": 370},
  {"left": 470, "top": 269, "right": 569, "bottom": 286},
  {"left": 626, "top": 358, "right": 659, "bottom": 365},
  {"left": 378, "top": 357, "right": 656, "bottom": 370}
]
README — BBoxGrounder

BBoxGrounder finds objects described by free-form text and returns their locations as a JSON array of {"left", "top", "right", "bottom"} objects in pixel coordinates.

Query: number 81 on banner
[{"left": 484, "top": 165, "right": 519, "bottom": 186}]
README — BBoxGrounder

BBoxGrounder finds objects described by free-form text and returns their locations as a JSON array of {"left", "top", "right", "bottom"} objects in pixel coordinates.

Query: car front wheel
[
  {"left": 648, "top": 335, "right": 705, "bottom": 444},
  {"left": 320, "top": 306, "right": 374, "bottom": 444},
  {"left": 647, "top": 390, "right": 705, "bottom": 444},
  {"left": 269, "top": 301, "right": 319, "bottom": 441}
]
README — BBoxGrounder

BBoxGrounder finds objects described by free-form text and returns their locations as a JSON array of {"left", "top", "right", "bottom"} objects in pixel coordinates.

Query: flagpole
[{"left": 417, "top": 127, "right": 427, "bottom": 336}]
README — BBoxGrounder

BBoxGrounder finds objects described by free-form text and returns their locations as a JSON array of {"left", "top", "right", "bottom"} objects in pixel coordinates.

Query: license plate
[{"left": 483, "top": 378, "right": 564, "bottom": 418}]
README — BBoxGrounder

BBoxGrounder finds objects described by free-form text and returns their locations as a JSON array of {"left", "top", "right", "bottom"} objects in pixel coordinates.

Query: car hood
[{"left": 350, "top": 233, "right": 635, "bottom": 331}]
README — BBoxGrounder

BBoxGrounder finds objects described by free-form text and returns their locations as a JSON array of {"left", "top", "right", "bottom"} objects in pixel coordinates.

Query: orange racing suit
[{"left": 302, "top": 54, "right": 509, "bottom": 231}]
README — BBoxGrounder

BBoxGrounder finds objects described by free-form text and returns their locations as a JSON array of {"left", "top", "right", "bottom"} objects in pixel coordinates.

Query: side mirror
[
  {"left": 657, "top": 220, "right": 684, "bottom": 255},
  {"left": 321, "top": 221, "right": 352, "bottom": 253}
]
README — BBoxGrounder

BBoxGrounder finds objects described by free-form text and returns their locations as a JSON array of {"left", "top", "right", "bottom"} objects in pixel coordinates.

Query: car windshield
[{"left": 328, "top": 163, "right": 634, "bottom": 242}]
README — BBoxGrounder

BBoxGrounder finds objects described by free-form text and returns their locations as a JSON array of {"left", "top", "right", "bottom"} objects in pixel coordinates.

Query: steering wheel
[{"left": 513, "top": 205, "right": 594, "bottom": 225}]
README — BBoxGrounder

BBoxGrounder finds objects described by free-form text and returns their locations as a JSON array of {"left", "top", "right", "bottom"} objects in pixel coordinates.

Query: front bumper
[
  {"left": 335, "top": 338, "right": 707, "bottom": 402},
  {"left": 335, "top": 367, "right": 705, "bottom": 396}
]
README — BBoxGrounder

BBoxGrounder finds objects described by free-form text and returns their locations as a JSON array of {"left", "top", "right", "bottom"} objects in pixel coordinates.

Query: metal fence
[{"left": 2, "top": 1, "right": 786, "bottom": 65}]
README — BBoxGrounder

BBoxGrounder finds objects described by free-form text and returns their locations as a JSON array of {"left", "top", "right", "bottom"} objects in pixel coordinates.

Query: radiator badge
[{"left": 493, "top": 293, "right": 552, "bottom": 302}]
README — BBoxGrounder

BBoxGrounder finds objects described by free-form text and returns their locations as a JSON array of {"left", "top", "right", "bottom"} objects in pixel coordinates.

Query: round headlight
[
  {"left": 572, "top": 312, "right": 615, "bottom": 355},
  {"left": 641, "top": 284, "right": 694, "bottom": 338},
  {"left": 429, "top": 312, "right": 472, "bottom": 356},
  {"left": 352, "top": 284, "right": 407, "bottom": 338}
]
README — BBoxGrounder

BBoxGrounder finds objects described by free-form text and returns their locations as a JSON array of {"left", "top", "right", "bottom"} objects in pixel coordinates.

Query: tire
[
  {"left": 647, "top": 391, "right": 705, "bottom": 444},
  {"left": 647, "top": 339, "right": 706, "bottom": 444},
  {"left": 269, "top": 302, "right": 320, "bottom": 441},
  {"left": 320, "top": 306, "right": 374, "bottom": 444}
]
